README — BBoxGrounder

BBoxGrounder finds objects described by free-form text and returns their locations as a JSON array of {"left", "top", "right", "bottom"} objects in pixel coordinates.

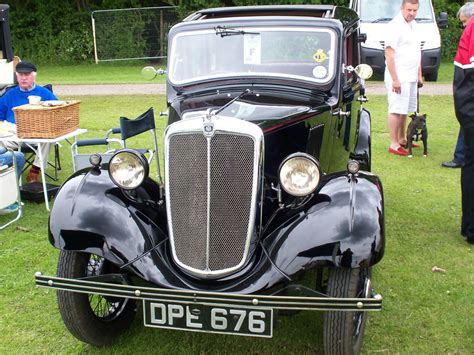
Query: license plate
[{"left": 143, "top": 300, "right": 273, "bottom": 337}]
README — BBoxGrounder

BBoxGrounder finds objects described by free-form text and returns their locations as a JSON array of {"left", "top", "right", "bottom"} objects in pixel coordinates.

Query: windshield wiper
[
  {"left": 214, "top": 26, "right": 260, "bottom": 37},
  {"left": 371, "top": 17, "right": 392, "bottom": 23},
  {"left": 416, "top": 18, "right": 432, "bottom": 22},
  {"left": 213, "top": 89, "right": 254, "bottom": 116}
]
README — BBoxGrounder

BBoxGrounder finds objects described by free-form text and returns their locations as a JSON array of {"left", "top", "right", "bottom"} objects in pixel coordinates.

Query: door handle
[{"left": 332, "top": 109, "right": 351, "bottom": 117}]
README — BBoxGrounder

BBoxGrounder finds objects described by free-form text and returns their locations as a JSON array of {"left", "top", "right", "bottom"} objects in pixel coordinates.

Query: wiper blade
[
  {"left": 371, "top": 17, "right": 392, "bottom": 23},
  {"left": 416, "top": 17, "right": 432, "bottom": 21},
  {"left": 214, "top": 89, "right": 254, "bottom": 116},
  {"left": 214, "top": 26, "right": 260, "bottom": 37}
]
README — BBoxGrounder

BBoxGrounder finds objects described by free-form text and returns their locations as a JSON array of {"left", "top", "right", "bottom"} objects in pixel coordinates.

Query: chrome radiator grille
[{"left": 165, "top": 117, "right": 262, "bottom": 277}]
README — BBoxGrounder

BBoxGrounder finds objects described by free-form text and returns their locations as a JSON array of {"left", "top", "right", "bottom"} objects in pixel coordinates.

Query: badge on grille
[{"left": 203, "top": 122, "right": 215, "bottom": 137}]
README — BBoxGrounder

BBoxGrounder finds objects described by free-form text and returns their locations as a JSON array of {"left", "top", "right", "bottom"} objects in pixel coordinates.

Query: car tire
[
  {"left": 323, "top": 267, "right": 372, "bottom": 355},
  {"left": 56, "top": 250, "right": 136, "bottom": 346}
]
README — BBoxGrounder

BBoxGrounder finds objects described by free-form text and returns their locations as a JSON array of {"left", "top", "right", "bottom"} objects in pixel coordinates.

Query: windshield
[
  {"left": 360, "top": 0, "right": 434, "bottom": 23},
  {"left": 169, "top": 27, "right": 336, "bottom": 86}
]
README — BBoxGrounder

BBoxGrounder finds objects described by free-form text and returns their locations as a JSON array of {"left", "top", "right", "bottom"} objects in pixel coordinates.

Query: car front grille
[{"left": 165, "top": 116, "right": 263, "bottom": 277}]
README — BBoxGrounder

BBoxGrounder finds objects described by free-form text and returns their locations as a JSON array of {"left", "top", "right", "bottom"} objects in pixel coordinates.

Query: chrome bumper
[{"left": 35, "top": 273, "right": 382, "bottom": 312}]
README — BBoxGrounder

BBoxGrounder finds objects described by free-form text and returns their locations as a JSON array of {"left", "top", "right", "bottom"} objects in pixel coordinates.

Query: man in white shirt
[{"left": 384, "top": 0, "right": 423, "bottom": 156}]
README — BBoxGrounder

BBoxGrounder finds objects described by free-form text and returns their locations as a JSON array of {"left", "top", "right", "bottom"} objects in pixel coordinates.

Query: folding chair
[
  {"left": 21, "top": 143, "right": 61, "bottom": 180},
  {"left": 0, "top": 148, "right": 22, "bottom": 229},
  {"left": 71, "top": 130, "right": 124, "bottom": 172},
  {"left": 119, "top": 107, "right": 162, "bottom": 182}
]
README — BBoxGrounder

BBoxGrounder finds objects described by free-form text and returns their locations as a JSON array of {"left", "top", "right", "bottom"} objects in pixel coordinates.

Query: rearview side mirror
[
  {"left": 438, "top": 12, "right": 448, "bottom": 29},
  {"left": 141, "top": 66, "right": 166, "bottom": 80}
]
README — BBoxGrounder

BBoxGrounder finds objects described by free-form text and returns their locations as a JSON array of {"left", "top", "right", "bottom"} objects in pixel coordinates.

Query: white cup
[{"left": 28, "top": 95, "right": 41, "bottom": 105}]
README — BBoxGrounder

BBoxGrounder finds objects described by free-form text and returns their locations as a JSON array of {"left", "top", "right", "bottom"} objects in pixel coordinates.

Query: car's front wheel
[
  {"left": 56, "top": 251, "right": 136, "bottom": 346},
  {"left": 323, "top": 267, "right": 372, "bottom": 355}
]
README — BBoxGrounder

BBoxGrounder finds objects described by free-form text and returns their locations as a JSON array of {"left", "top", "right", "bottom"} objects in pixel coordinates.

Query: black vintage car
[{"left": 35, "top": 5, "right": 385, "bottom": 354}]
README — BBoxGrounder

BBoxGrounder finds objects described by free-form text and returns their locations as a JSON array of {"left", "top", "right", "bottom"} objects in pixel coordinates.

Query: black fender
[
  {"left": 264, "top": 172, "right": 384, "bottom": 273},
  {"left": 351, "top": 107, "right": 371, "bottom": 171},
  {"left": 48, "top": 168, "right": 170, "bottom": 281},
  {"left": 49, "top": 168, "right": 383, "bottom": 293}
]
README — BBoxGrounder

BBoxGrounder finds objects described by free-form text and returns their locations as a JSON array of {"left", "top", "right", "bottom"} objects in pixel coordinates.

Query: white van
[{"left": 350, "top": 0, "right": 447, "bottom": 81}]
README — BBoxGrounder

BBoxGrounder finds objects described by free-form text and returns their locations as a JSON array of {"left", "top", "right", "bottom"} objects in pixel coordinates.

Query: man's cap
[{"left": 16, "top": 61, "right": 37, "bottom": 73}]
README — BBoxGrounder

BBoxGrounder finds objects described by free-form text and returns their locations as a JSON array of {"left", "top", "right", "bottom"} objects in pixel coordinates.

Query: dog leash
[{"left": 416, "top": 81, "right": 422, "bottom": 115}]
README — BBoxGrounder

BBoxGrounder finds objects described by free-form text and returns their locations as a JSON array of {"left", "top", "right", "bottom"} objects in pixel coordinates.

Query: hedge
[{"left": 2, "top": 0, "right": 467, "bottom": 64}]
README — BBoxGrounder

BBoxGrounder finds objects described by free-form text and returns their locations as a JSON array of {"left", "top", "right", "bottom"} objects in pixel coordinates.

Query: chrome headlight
[
  {"left": 108, "top": 150, "right": 149, "bottom": 189},
  {"left": 279, "top": 153, "right": 321, "bottom": 197}
]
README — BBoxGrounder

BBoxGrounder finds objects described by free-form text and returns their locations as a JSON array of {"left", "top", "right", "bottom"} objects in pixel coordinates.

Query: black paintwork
[
  {"left": 47, "top": 5, "right": 384, "bottom": 295},
  {"left": 50, "top": 166, "right": 383, "bottom": 293}
]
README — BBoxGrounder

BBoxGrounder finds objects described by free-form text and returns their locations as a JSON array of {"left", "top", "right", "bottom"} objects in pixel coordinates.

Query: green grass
[
  {"left": 436, "top": 61, "right": 454, "bottom": 83},
  {"left": 0, "top": 95, "right": 472, "bottom": 353},
  {"left": 37, "top": 62, "right": 167, "bottom": 85}
]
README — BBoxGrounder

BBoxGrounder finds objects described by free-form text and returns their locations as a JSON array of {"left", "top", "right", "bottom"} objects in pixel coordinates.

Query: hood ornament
[{"left": 203, "top": 108, "right": 216, "bottom": 137}]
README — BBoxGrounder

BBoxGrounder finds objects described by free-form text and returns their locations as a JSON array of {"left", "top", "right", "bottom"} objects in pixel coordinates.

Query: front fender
[
  {"left": 265, "top": 172, "right": 384, "bottom": 273},
  {"left": 49, "top": 168, "right": 168, "bottom": 278}
]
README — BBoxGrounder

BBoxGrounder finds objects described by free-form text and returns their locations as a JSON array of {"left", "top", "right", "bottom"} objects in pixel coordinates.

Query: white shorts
[{"left": 385, "top": 81, "right": 418, "bottom": 115}]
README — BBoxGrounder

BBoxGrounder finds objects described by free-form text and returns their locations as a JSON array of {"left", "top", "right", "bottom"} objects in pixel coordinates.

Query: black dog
[{"left": 406, "top": 113, "right": 428, "bottom": 157}]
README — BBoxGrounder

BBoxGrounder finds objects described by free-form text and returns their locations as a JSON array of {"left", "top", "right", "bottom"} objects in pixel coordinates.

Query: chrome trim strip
[
  {"left": 206, "top": 137, "right": 211, "bottom": 271},
  {"left": 35, "top": 274, "right": 382, "bottom": 311}
]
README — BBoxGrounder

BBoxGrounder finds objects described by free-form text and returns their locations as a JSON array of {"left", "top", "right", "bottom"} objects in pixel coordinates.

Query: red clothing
[
  {"left": 454, "top": 17, "right": 474, "bottom": 128},
  {"left": 454, "top": 17, "right": 474, "bottom": 68}
]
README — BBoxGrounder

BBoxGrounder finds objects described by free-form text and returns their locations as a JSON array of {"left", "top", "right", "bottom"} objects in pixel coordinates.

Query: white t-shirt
[{"left": 384, "top": 12, "right": 421, "bottom": 83}]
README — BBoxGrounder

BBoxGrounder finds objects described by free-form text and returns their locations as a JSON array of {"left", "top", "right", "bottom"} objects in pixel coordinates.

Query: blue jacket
[{"left": 0, "top": 85, "right": 57, "bottom": 123}]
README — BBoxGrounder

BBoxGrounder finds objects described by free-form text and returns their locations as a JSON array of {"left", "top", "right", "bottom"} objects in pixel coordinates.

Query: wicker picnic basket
[{"left": 14, "top": 100, "right": 80, "bottom": 139}]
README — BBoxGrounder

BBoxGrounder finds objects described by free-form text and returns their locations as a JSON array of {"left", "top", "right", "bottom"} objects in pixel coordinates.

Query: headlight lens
[
  {"left": 279, "top": 154, "right": 321, "bottom": 197},
  {"left": 108, "top": 150, "right": 148, "bottom": 189}
]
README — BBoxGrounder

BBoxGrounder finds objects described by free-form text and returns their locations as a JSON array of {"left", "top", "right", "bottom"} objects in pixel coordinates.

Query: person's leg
[
  {"left": 453, "top": 128, "right": 464, "bottom": 164},
  {"left": 27, "top": 143, "right": 51, "bottom": 183},
  {"left": 397, "top": 114, "right": 407, "bottom": 145},
  {"left": 32, "top": 143, "right": 51, "bottom": 168},
  {"left": 388, "top": 113, "right": 403, "bottom": 149},
  {"left": 399, "top": 82, "right": 418, "bottom": 146},
  {"left": 461, "top": 125, "right": 474, "bottom": 243},
  {"left": 387, "top": 82, "right": 409, "bottom": 154}
]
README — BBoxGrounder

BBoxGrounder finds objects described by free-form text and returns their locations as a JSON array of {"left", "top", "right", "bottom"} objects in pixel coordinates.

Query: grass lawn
[
  {"left": 38, "top": 62, "right": 167, "bottom": 85},
  {"left": 0, "top": 95, "right": 472, "bottom": 353},
  {"left": 36, "top": 61, "right": 454, "bottom": 86}
]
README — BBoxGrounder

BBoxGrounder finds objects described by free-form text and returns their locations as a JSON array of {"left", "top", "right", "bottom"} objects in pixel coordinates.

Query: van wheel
[
  {"left": 424, "top": 72, "right": 438, "bottom": 82},
  {"left": 56, "top": 251, "right": 136, "bottom": 346},
  {"left": 323, "top": 267, "right": 372, "bottom": 355}
]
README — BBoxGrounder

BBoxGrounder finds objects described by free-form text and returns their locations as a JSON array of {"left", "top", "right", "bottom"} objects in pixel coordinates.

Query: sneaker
[
  {"left": 0, "top": 203, "right": 19, "bottom": 215},
  {"left": 388, "top": 146, "right": 409, "bottom": 156},
  {"left": 441, "top": 160, "right": 463, "bottom": 168}
]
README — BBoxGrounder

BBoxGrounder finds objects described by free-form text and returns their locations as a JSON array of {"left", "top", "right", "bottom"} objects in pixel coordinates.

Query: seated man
[
  {"left": 0, "top": 147, "right": 24, "bottom": 214},
  {"left": 0, "top": 61, "right": 57, "bottom": 182}
]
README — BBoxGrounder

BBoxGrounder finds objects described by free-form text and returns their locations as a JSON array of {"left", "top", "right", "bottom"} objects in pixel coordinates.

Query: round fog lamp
[
  {"left": 89, "top": 154, "right": 102, "bottom": 167},
  {"left": 108, "top": 150, "right": 148, "bottom": 189},
  {"left": 347, "top": 160, "right": 360, "bottom": 174},
  {"left": 279, "top": 154, "right": 321, "bottom": 197}
]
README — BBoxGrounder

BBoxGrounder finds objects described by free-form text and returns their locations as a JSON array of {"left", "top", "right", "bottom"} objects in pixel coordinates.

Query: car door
[{"left": 328, "top": 29, "right": 362, "bottom": 172}]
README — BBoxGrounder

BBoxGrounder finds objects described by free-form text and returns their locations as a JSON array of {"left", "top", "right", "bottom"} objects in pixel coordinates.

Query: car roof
[{"left": 184, "top": 5, "right": 359, "bottom": 29}]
